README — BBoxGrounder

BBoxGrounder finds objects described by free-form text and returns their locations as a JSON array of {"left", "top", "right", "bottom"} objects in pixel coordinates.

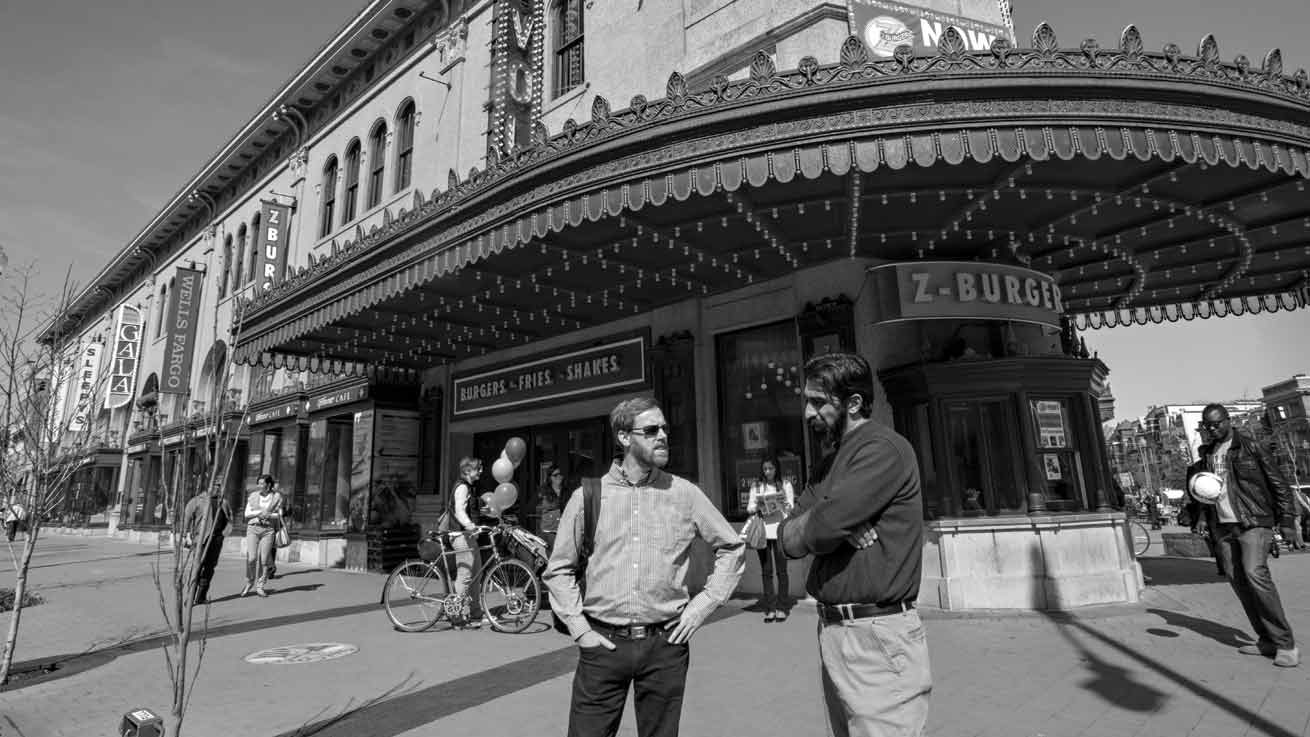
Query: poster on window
[
  {"left": 1032, "top": 400, "right": 1068, "bottom": 448},
  {"left": 1043, "top": 453, "right": 1064, "bottom": 481},
  {"left": 742, "top": 421, "right": 768, "bottom": 451}
]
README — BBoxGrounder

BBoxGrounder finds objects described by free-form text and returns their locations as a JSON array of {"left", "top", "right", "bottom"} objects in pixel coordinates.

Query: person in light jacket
[
  {"left": 242, "top": 474, "right": 283, "bottom": 598},
  {"left": 746, "top": 455, "right": 795, "bottom": 622}
]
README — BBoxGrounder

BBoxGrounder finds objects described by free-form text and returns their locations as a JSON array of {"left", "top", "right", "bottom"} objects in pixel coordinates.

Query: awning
[{"left": 233, "top": 24, "right": 1310, "bottom": 372}]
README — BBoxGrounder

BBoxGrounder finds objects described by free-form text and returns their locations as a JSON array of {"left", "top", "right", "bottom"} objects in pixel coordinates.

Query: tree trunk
[{"left": 0, "top": 524, "right": 42, "bottom": 685}]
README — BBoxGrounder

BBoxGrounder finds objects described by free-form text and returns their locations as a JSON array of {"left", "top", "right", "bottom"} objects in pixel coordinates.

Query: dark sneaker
[{"left": 1238, "top": 643, "right": 1276, "bottom": 657}]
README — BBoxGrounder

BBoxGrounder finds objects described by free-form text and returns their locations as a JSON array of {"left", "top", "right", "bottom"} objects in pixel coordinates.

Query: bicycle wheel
[
  {"left": 1130, "top": 521, "right": 1151, "bottom": 557},
  {"left": 480, "top": 558, "right": 541, "bottom": 634},
  {"left": 382, "top": 560, "right": 451, "bottom": 632}
]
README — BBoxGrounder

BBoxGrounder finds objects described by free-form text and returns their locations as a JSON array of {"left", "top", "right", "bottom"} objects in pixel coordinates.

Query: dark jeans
[
  {"left": 757, "top": 539, "right": 789, "bottom": 608},
  {"left": 568, "top": 630, "right": 690, "bottom": 737},
  {"left": 1215, "top": 524, "right": 1295, "bottom": 650}
]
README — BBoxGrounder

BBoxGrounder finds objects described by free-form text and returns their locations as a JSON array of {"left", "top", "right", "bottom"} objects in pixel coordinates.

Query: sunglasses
[{"left": 630, "top": 424, "right": 670, "bottom": 438}]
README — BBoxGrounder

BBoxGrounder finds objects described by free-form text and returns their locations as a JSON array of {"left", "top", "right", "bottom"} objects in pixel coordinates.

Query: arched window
[
  {"left": 367, "top": 120, "right": 387, "bottom": 209},
  {"left": 247, "top": 213, "right": 261, "bottom": 285},
  {"left": 155, "top": 282, "right": 168, "bottom": 338},
  {"left": 320, "top": 156, "right": 338, "bottom": 238},
  {"left": 219, "top": 234, "right": 233, "bottom": 298},
  {"left": 234, "top": 224, "right": 248, "bottom": 292},
  {"left": 553, "top": 0, "right": 585, "bottom": 98},
  {"left": 342, "top": 139, "right": 361, "bottom": 224},
  {"left": 394, "top": 101, "right": 415, "bottom": 192}
]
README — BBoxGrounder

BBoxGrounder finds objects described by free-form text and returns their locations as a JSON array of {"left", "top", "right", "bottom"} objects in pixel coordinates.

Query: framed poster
[{"left": 742, "top": 421, "right": 768, "bottom": 451}]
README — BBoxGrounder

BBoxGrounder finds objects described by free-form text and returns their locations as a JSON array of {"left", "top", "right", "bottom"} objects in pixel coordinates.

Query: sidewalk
[{"left": 2, "top": 534, "right": 1309, "bottom": 737}]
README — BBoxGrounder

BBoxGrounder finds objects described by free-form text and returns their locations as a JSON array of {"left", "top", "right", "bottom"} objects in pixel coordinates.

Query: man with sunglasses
[
  {"left": 779, "top": 352, "right": 931, "bottom": 736},
  {"left": 544, "top": 396, "right": 744, "bottom": 737},
  {"left": 1188, "top": 404, "right": 1299, "bottom": 667}
]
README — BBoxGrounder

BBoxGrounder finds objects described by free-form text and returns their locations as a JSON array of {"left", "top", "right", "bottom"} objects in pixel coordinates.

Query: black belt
[
  {"left": 818, "top": 600, "right": 916, "bottom": 624},
  {"left": 585, "top": 616, "right": 674, "bottom": 641}
]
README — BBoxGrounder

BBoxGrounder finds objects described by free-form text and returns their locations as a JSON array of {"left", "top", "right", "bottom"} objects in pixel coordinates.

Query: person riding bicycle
[{"left": 450, "top": 457, "right": 487, "bottom": 627}]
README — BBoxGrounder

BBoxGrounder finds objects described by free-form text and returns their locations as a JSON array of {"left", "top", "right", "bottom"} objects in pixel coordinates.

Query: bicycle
[
  {"left": 1126, "top": 517, "right": 1151, "bottom": 557},
  {"left": 381, "top": 521, "right": 546, "bottom": 634}
]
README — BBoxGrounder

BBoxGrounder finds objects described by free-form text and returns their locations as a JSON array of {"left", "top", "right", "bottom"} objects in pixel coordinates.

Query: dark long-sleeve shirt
[{"left": 779, "top": 420, "right": 923, "bottom": 606}]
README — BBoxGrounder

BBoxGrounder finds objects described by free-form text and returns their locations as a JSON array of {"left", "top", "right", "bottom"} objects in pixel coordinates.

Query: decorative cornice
[{"left": 239, "top": 23, "right": 1310, "bottom": 326}]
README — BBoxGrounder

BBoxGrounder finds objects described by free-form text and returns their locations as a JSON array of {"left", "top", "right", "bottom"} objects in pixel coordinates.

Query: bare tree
[
  {"left": 149, "top": 286, "right": 249, "bottom": 736},
  {"left": 0, "top": 264, "right": 106, "bottom": 685}
]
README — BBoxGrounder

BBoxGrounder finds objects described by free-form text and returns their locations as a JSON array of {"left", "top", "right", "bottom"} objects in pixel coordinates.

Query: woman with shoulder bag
[
  {"left": 747, "top": 455, "right": 795, "bottom": 622},
  {"left": 242, "top": 474, "right": 283, "bottom": 598}
]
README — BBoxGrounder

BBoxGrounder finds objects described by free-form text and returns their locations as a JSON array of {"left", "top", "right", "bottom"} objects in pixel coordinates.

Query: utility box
[{"left": 120, "top": 708, "right": 164, "bottom": 737}]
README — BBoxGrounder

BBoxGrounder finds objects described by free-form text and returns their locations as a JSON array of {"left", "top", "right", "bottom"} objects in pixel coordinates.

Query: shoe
[
  {"left": 240, "top": 584, "right": 253, "bottom": 597},
  {"left": 763, "top": 611, "right": 775, "bottom": 623},
  {"left": 255, "top": 586, "right": 268, "bottom": 598},
  {"left": 774, "top": 609, "right": 789, "bottom": 622},
  {"left": 1238, "top": 643, "right": 1276, "bottom": 657},
  {"left": 1274, "top": 648, "right": 1300, "bottom": 667}
]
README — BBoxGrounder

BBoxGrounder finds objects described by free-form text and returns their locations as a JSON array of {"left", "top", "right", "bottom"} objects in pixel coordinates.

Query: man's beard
[{"left": 809, "top": 411, "right": 847, "bottom": 446}]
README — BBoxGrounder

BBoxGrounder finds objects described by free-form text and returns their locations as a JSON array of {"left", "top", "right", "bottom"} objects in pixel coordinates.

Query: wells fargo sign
[
  {"left": 105, "top": 304, "right": 143, "bottom": 409},
  {"left": 453, "top": 333, "right": 649, "bottom": 417},
  {"left": 847, "top": 0, "right": 1011, "bottom": 58},
  {"left": 255, "top": 201, "right": 292, "bottom": 293},
  {"left": 160, "top": 267, "right": 203, "bottom": 395},
  {"left": 870, "top": 261, "right": 1064, "bottom": 328}
]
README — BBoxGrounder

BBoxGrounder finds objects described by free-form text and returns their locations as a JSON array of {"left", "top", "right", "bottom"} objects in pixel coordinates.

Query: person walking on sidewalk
[
  {"left": 3, "top": 495, "right": 24, "bottom": 543},
  {"left": 544, "top": 396, "right": 745, "bottom": 737},
  {"left": 242, "top": 474, "right": 283, "bottom": 598},
  {"left": 183, "top": 481, "right": 233, "bottom": 605},
  {"left": 746, "top": 455, "right": 794, "bottom": 622},
  {"left": 779, "top": 352, "right": 932, "bottom": 737},
  {"left": 1187, "top": 404, "right": 1300, "bottom": 667}
]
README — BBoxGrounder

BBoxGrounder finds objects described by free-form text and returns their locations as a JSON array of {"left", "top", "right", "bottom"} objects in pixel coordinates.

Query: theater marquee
[{"left": 452, "top": 332, "right": 649, "bottom": 417}]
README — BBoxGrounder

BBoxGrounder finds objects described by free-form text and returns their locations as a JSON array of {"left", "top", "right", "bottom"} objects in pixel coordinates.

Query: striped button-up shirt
[{"left": 543, "top": 461, "right": 745, "bottom": 639}]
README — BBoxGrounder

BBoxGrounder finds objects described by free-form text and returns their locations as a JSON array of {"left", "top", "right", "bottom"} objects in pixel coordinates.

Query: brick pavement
[{"left": 1, "top": 533, "right": 1309, "bottom": 737}]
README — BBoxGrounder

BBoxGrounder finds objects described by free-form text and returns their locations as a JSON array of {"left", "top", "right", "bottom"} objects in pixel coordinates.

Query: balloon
[
  {"left": 491, "top": 457, "right": 515, "bottom": 484},
  {"left": 492, "top": 482, "right": 518, "bottom": 511},
  {"left": 504, "top": 436, "right": 528, "bottom": 466},
  {"left": 479, "top": 492, "right": 498, "bottom": 515}
]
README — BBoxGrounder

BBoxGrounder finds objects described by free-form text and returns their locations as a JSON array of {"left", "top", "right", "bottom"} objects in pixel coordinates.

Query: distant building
[
  {"left": 1262, "top": 374, "right": 1310, "bottom": 483},
  {"left": 1143, "top": 401, "right": 1265, "bottom": 463}
]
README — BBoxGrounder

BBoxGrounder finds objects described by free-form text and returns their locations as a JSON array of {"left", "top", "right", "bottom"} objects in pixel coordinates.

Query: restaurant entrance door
[{"left": 472, "top": 417, "right": 611, "bottom": 534}]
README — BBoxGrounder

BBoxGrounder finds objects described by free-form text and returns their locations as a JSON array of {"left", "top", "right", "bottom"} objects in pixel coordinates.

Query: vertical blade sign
[
  {"left": 160, "top": 267, "right": 203, "bottom": 396},
  {"left": 256, "top": 201, "right": 292, "bottom": 293},
  {"left": 105, "top": 305, "right": 143, "bottom": 409}
]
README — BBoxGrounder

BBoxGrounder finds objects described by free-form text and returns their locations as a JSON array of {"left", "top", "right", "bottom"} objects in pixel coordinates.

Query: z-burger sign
[
  {"left": 453, "top": 333, "right": 649, "bottom": 417},
  {"left": 870, "top": 261, "right": 1064, "bottom": 328}
]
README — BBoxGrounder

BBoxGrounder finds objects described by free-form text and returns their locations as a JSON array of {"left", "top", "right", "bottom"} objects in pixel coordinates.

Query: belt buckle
[
  {"left": 837, "top": 603, "right": 856, "bottom": 621},
  {"left": 630, "top": 625, "right": 648, "bottom": 640}
]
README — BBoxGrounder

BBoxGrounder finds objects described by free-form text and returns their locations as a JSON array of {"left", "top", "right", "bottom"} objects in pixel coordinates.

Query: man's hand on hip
[
  {"left": 665, "top": 605, "right": 710, "bottom": 645},
  {"left": 576, "top": 630, "right": 615, "bottom": 650}
]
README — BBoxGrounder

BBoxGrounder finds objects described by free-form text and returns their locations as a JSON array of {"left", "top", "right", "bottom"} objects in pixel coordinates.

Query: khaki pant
[
  {"left": 818, "top": 609, "right": 932, "bottom": 737},
  {"left": 245, "top": 524, "right": 276, "bottom": 587}
]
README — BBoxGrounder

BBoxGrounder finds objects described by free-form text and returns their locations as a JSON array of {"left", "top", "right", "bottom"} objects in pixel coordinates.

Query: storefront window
[
  {"left": 945, "top": 398, "right": 1025, "bottom": 514},
  {"left": 716, "top": 321, "right": 806, "bottom": 519},
  {"left": 1030, "top": 397, "right": 1083, "bottom": 506}
]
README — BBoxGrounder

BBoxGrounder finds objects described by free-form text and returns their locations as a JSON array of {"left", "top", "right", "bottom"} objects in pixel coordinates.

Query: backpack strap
[{"left": 579, "top": 477, "right": 602, "bottom": 561}]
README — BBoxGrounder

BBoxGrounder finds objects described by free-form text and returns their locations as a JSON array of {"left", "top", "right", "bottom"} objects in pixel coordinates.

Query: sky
[{"left": 1, "top": 0, "right": 1307, "bottom": 421}]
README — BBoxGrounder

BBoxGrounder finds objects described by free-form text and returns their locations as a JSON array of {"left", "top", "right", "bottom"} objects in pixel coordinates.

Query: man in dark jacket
[
  {"left": 183, "top": 481, "right": 233, "bottom": 606},
  {"left": 1187, "top": 404, "right": 1299, "bottom": 667}
]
